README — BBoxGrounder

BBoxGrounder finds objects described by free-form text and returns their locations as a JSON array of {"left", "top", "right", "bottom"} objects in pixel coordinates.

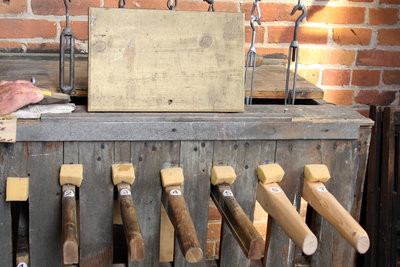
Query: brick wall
[{"left": 0, "top": 0, "right": 399, "bottom": 260}]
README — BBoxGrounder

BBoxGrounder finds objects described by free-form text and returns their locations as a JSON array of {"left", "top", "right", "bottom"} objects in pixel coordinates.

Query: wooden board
[
  {"left": 173, "top": 141, "right": 213, "bottom": 266},
  {"left": 79, "top": 142, "right": 114, "bottom": 266},
  {"left": 88, "top": 8, "right": 244, "bottom": 112}
]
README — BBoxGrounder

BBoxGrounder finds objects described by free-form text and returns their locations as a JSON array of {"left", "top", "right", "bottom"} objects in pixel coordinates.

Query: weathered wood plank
[
  {"left": 28, "top": 142, "right": 63, "bottom": 267},
  {"left": 88, "top": 8, "right": 244, "bottom": 112},
  {"left": 310, "top": 139, "right": 359, "bottom": 267},
  {"left": 64, "top": 142, "right": 79, "bottom": 164},
  {"left": 213, "top": 141, "right": 261, "bottom": 267},
  {"left": 115, "top": 142, "right": 132, "bottom": 163},
  {"left": 79, "top": 142, "right": 114, "bottom": 266},
  {"left": 0, "top": 143, "right": 24, "bottom": 267},
  {"left": 129, "top": 141, "right": 180, "bottom": 267},
  {"left": 173, "top": 141, "right": 213, "bottom": 267},
  {"left": 265, "top": 140, "right": 320, "bottom": 267}
]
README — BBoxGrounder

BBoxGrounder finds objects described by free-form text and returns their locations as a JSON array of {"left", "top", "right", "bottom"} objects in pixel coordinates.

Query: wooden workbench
[{"left": 0, "top": 105, "right": 371, "bottom": 267}]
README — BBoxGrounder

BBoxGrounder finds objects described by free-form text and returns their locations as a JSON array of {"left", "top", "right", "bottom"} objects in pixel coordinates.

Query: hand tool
[{"left": 60, "top": 0, "right": 75, "bottom": 95}]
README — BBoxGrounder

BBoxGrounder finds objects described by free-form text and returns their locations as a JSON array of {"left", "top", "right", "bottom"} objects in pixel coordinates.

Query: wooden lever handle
[
  {"left": 257, "top": 182, "right": 317, "bottom": 255},
  {"left": 162, "top": 185, "right": 203, "bottom": 263},
  {"left": 211, "top": 184, "right": 264, "bottom": 260},
  {"left": 117, "top": 183, "right": 145, "bottom": 262},
  {"left": 303, "top": 181, "right": 370, "bottom": 254},
  {"left": 62, "top": 184, "right": 79, "bottom": 265}
]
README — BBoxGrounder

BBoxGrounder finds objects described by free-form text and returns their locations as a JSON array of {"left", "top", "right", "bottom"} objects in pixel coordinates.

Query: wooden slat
[
  {"left": 88, "top": 8, "right": 244, "bottom": 112},
  {"left": 129, "top": 141, "right": 180, "bottom": 267},
  {"left": 213, "top": 141, "right": 261, "bottom": 267},
  {"left": 28, "top": 142, "right": 63, "bottom": 266},
  {"left": 378, "top": 107, "right": 395, "bottom": 267},
  {"left": 310, "top": 139, "right": 359, "bottom": 267},
  {"left": 264, "top": 140, "right": 320, "bottom": 267},
  {"left": 0, "top": 143, "right": 22, "bottom": 267},
  {"left": 173, "top": 141, "right": 213, "bottom": 266},
  {"left": 79, "top": 142, "right": 114, "bottom": 267}
]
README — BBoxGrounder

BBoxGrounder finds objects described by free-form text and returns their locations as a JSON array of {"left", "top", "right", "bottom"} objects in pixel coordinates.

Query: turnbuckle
[
  {"left": 284, "top": 0, "right": 307, "bottom": 105},
  {"left": 244, "top": 0, "right": 261, "bottom": 105},
  {"left": 167, "top": 0, "right": 177, "bottom": 10},
  {"left": 59, "top": 0, "right": 75, "bottom": 95},
  {"left": 204, "top": 0, "right": 215, "bottom": 12}
]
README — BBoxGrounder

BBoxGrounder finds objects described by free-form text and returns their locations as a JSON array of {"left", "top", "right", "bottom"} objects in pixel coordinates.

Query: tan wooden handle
[
  {"left": 257, "top": 182, "right": 317, "bottom": 255},
  {"left": 62, "top": 184, "right": 79, "bottom": 265},
  {"left": 162, "top": 186, "right": 203, "bottom": 263},
  {"left": 117, "top": 183, "right": 145, "bottom": 262},
  {"left": 303, "top": 181, "right": 370, "bottom": 254},
  {"left": 211, "top": 184, "right": 264, "bottom": 260}
]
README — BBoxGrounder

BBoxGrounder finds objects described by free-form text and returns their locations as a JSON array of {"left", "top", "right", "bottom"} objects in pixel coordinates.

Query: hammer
[
  {"left": 210, "top": 166, "right": 264, "bottom": 260},
  {"left": 256, "top": 163, "right": 318, "bottom": 255},
  {"left": 112, "top": 164, "right": 145, "bottom": 262},
  {"left": 59, "top": 164, "right": 83, "bottom": 265},
  {"left": 302, "top": 164, "right": 370, "bottom": 254},
  {"left": 160, "top": 167, "right": 203, "bottom": 263}
]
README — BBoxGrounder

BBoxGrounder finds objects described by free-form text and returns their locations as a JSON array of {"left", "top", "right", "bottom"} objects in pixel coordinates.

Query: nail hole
[
  {"left": 168, "top": 99, "right": 173, "bottom": 105},
  {"left": 97, "top": 157, "right": 101, "bottom": 161},
  {"left": 194, "top": 147, "right": 198, "bottom": 152},
  {"left": 152, "top": 146, "right": 157, "bottom": 151},
  {"left": 138, "top": 156, "right": 143, "bottom": 161},
  {"left": 172, "top": 128, "right": 177, "bottom": 132},
  {"left": 101, "top": 144, "right": 105, "bottom": 149},
  {"left": 233, "top": 144, "right": 238, "bottom": 150}
]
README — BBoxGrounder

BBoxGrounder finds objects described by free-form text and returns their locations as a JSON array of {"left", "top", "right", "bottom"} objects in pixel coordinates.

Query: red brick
[
  {"left": 321, "top": 69, "right": 351, "bottom": 86},
  {"left": 178, "top": 1, "right": 237, "bottom": 12},
  {"left": 0, "top": 41, "right": 23, "bottom": 52},
  {"left": 32, "top": 0, "right": 100, "bottom": 16},
  {"left": 0, "top": 0, "right": 27, "bottom": 14},
  {"left": 26, "top": 42, "right": 60, "bottom": 53},
  {"left": 300, "top": 49, "right": 356, "bottom": 66},
  {"left": 378, "top": 29, "right": 400, "bottom": 46},
  {"left": 254, "top": 47, "right": 288, "bottom": 58},
  {"left": 61, "top": 21, "right": 88, "bottom": 40},
  {"left": 380, "top": 0, "right": 400, "bottom": 4},
  {"left": 215, "top": 241, "right": 220, "bottom": 258},
  {"left": 104, "top": 0, "right": 166, "bottom": 9},
  {"left": 355, "top": 90, "right": 396, "bottom": 106},
  {"left": 297, "top": 69, "right": 320, "bottom": 85},
  {"left": 268, "top": 26, "right": 328, "bottom": 44},
  {"left": 206, "top": 242, "right": 215, "bottom": 259},
  {"left": 357, "top": 50, "right": 400, "bottom": 67},
  {"left": 352, "top": 70, "right": 381, "bottom": 86},
  {"left": 0, "top": 19, "right": 57, "bottom": 39},
  {"left": 241, "top": 3, "right": 296, "bottom": 22},
  {"left": 369, "top": 8, "right": 399, "bottom": 26},
  {"left": 207, "top": 222, "right": 221, "bottom": 240},
  {"left": 383, "top": 70, "right": 400, "bottom": 85},
  {"left": 208, "top": 202, "right": 222, "bottom": 221},
  {"left": 349, "top": 0, "right": 373, "bottom": 2},
  {"left": 332, "top": 28, "right": 371, "bottom": 46},
  {"left": 323, "top": 90, "right": 354, "bottom": 106},
  {"left": 307, "top": 6, "right": 365, "bottom": 24},
  {"left": 245, "top": 25, "right": 265, "bottom": 44}
]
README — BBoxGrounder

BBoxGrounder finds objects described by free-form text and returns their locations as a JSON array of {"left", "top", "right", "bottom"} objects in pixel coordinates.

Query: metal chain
[
  {"left": 284, "top": 0, "right": 307, "bottom": 105},
  {"left": 203, "top": 0, "right": 215, "bottom": 12},
  {"left": 243, "top": 0, "right": 261, "bottom": 105},
  {"left": 59, "top": 0, "right": 75, "bottom": 95},
  {"left": 167, "top": 0, "right": 177, "bottom": 10}
]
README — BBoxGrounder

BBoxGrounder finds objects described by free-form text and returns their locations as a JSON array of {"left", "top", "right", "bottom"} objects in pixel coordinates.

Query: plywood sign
[{"left": 88, "top": 8, "right": 244, "bottom": 112}]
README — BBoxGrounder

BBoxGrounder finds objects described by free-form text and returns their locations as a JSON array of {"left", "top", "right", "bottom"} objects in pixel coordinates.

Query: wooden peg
[
  {"left": 161, "top": 167, "right": 203, "bottom": 263},
  {"left": 302, "top": 164, "right": 370, "bottom": 254},
  {"left": 60, "top": 164, "right": 83, "bottom": 265},
  {"left": 112, "top": 164, "right": 145, "bottom": 262},
  {"left": 256, "top": 164, "right": 317, "bottom": 255},
  {"left": 210, "top": 166, "right": 264, "bottom": 260}
]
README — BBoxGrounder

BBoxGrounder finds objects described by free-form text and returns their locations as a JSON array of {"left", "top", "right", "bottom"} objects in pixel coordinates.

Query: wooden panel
[
  {"left": 310, "top": 139, "right": 359, "bottom": 267},
  {"left": 0, "top": 143, "right": 25, "bottom": 267},
  {"left": 28, "top": 142, "right": 63, "bottom": 267},
  {"left": 173, "top": 141, "right": 213, "bottom": 266},
  {"left": 79, "top": 142, "right": 114, "bottom": 266},
  {"left": 265, "top": 140, "right": 321, "bottom": 267},
  {"left": 213, "top": 141, "right": 261, "bottom": 267},
  {"left": 88, "top": 8, "right": 244, "bottom": 112},
  {"left": 129, "top": 141, "right": 180, "bottom": 267}
]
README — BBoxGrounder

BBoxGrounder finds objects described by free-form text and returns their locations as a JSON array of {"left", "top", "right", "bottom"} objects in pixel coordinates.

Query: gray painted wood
[
  {"left": 115, "top": 142, "right": 132, "bottom": 163},
  {"left": 213, "top": 141, "right": 261, "bottom": 267},
  {"left": 129, "top": 141, "right": 180, "bottom": 267},
  {"left": 173, "top": 141, "right": 213, "bottom": 267},
  {"left": 64, "top": 142, "right": 79, "bottom": 164},
  {"left": 79, "top": 142, "right": 114, "bottom": 266},
  {"left": 265, "top": 140, "right": 321, "bottom": 267},
  {"left": 0, "top": 143, "right": 26, "bottom": 267},
  {"left": 28, "top": 142, "right": 63, "bottom": 267},
  {"left": 310, "top": 140, "right": 358, "bottom": 267}
]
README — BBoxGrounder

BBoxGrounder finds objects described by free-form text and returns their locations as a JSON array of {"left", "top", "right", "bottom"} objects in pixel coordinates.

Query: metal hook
[
  {"left": 63, "top": 0, "right": 71, "bottom": 28},
  {"left": 203, "top": 0, "right": 215, "bottom": 12},
  {"left": 284, "top": 1, "right": 307, "bottom": 105},
  {"left": 118, "top": 0, "right": 126, "bottom": 8},
  {"left": 167, "top": 0, "right": 177, "bottom": 10},
  {"left": 60, "top": 0, "right": 75, "bottom": 95}
]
